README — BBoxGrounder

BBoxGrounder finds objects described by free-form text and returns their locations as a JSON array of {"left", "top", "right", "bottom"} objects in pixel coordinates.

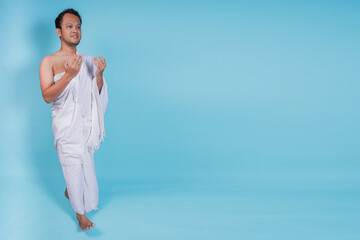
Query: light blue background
[{"left": 0, "top": 0, "right": 359, "bottom": 239}]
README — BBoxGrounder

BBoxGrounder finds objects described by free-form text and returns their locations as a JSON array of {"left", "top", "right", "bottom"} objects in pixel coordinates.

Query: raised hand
[
  {"left": 92, "top": 55, "right": 106, "bottom": 77},
  {"left": 64, "top": 54, "right": 82, "bottom": 79}
]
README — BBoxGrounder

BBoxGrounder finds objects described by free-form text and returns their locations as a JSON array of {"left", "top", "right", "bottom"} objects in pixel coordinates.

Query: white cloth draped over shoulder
[{"left": 50, "top": 52, "right": 108, "bottom": 164}]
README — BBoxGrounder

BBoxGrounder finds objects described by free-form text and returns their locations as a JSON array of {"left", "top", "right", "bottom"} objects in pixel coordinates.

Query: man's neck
[{"left": 59, "top": 43, "right": 77, "bottom": 56}]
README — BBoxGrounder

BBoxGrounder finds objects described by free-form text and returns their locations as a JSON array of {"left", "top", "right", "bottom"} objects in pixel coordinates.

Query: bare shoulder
[
  {"left": 40, "top": 54, "right": 53, "bottom": 73},
  {"left": 41, "top": 52, "right": 67, "bottom": 75},
  {"left": 43, "top": 51, "right": 66, "bottom": 62},
  {"left": 40, "top": 54, "right": 51, "bottom": 65},
  {"left": 40, "top": 53, "right": 57, "bottom": 70},
  {"left": 39, "top": 53, "right": 57, "bottom": 90}
]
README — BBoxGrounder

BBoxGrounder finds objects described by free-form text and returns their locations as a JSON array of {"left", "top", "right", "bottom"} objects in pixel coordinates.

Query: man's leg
[
  {"left": 61, "top": 159, "right": 85, "bottom": 214},
  {"left": 64, "top": 148, "right": 98, "bottom": 212},
  {"left": 83, "top": 147, "right": 99, "bottom": 213},
  {"left": 60, "top": 154, "right": 95, "bottom": 231}
]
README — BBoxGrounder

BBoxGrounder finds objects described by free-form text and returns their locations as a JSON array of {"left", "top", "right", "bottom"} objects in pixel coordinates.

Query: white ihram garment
[{"left": 51, "top": 52, "right": 108, "bottom": 214}]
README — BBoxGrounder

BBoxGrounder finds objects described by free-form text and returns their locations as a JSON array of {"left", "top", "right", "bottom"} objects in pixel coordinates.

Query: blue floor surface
[{"left": 1, "top": 175, "right": 359, "bottom": 239}]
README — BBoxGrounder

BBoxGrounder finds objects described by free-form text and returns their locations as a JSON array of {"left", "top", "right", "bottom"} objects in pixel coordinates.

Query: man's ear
[{"left": 56, "top": 28, "right": 61, "bottom": 38}]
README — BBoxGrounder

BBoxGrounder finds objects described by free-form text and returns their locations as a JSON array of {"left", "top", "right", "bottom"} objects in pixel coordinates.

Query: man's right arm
[
  {"left": 39, "top": 56, "right": 72, "bottom": 104},
  {"left": 39, "top": 55, "right": 82, "bottom": 104}
]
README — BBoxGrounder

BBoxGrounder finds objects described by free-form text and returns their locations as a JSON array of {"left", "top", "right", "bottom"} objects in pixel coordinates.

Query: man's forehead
[{"left": 62, "top": 14, "right": 81, "bottom": 24}]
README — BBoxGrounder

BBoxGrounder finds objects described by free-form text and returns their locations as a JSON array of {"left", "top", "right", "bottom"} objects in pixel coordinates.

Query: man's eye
[{"left": 67, "top": 26, "right": 71, "bottom": 28}]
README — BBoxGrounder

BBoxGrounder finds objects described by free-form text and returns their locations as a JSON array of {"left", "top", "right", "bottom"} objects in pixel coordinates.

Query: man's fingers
[
  {"left": 78, "top": 56, "right": 82, "bottom": 66},
  {"left": 74, "top": 55, "right": 80, "bottom": 65},
  {"left": 98, "top": 55, "right": 106, "bottom": 67},
  {"left": 92, "top": 59, "right": 100, "bottom": 69},
  {"left": 71, "top": 54, "right": 78, "bottom": 64},
  {"left": 93, "top": 57, "right": 105, "bottom": 72},
  {"left": 93, "top": 56, "right": 103, "bottom": 68},
  {"left": 93, "top": 56, "right": 100, "bottom": 62},
  {"left": 94, "top": 56, "right": 104, "bottom": 63},
  {"left": 65, "top": 56, "right": 69, "bottom": 67},
  {"left": 74, "top": 55, "right": 82, "bottom": 68},
  {"left": 99, "top": 55, "right": 106, "bottom": 65},
  {"left": 67, "top": 56, "right": 73, "bottom": 66},
  {"left": 96, "top": 57, "right": 105, "bottom": 68},
  {"left": 69, "top": 55, "right": 77, "bottom": 66}
]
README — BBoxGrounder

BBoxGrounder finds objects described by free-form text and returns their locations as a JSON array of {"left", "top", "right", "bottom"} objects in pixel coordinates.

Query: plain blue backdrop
[{"left": 0, "top": 0, "right": 359, "bottom": 239}]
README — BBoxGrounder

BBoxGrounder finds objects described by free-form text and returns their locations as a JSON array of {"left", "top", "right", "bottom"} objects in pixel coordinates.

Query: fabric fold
[{"left": 51, "top": 52, "right": 109, "bottom": 156}]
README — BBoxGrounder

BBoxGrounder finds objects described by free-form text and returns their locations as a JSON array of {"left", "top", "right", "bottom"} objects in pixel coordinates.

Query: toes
[{"left": 79, "top": 221, "right": 95, "bottom": 231}]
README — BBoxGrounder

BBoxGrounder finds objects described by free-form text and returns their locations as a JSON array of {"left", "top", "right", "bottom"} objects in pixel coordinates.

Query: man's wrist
[
  {"left": 96, "top": 72, "right": 103, "bottom": 79},
  {"left": 62, "top": 72, "right": 74, "bottom": 83}
]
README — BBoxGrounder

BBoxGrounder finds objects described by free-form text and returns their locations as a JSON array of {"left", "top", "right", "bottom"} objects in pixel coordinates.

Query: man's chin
[{"left": 68, "top": 41, "right": 80, "bottom": 47}]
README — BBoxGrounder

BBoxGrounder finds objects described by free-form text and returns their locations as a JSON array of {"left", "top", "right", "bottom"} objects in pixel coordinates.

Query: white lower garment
[
  {"left": 57, "top": 116, "right": 99, "bottom": 214},
  {"left": 60, "top": 146, "right": 99, "bottom": 214}
]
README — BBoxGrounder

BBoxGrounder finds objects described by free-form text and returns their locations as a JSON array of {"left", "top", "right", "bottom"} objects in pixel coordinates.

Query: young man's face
[{"left": 56, "top": 13, "right": 82, "bottom": 47}]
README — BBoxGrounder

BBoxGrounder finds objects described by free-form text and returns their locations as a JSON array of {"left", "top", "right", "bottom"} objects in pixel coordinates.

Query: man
[{"left": 39, "top": 8, "right": 108, "bottom": 231}]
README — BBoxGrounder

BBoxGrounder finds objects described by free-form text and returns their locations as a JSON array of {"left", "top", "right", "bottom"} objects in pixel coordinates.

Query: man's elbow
[{"left": 43, "top": 95, "right": 52, "bottom": 104}]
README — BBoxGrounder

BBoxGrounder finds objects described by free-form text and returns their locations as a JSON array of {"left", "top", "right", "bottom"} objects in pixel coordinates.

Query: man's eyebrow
[{"left": 65, "top": 23, "right": 81, "bottom": 25}]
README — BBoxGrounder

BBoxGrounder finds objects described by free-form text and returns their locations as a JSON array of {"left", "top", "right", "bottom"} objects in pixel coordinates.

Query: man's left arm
[
  {"left": 96, "top": 74, "right": 104, "bottom": 94},
  {"left": 93, "top": 55, "right": 106, "bottom": 94}
]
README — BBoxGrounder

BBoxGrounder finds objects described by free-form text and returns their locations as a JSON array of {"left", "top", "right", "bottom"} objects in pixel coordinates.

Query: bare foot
[
  {"left": 65, "top": 188, "right": 69, "bottom": 199},
  {"left": 76, "top": 213, "right": 95, "bottom": 231}
]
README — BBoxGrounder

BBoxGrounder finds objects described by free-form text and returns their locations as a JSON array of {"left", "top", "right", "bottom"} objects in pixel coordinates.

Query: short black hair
[{"left": 55, "top": 8, "right": 82, "bottom": 29}]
